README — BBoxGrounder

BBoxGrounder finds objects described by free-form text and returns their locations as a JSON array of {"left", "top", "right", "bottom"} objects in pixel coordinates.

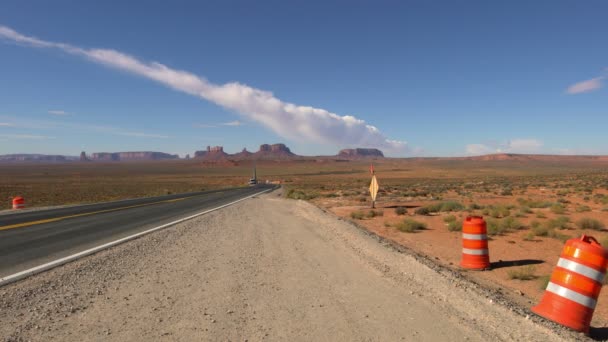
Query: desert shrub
[
  {"left": 367, "top": 210, "right": 384, "bottom": 218},
  {"left": 519, "top": 206, "right": 532, "bottom": 214},
  {"left": 350, "top": 211, "right": 366, "bottom": 220},
  {"left": 486, "top": 205, "right": 511, "bottom": 218},
  {"left": 384, "top": 221, "right": 392, "bottom": 228},
  {"left": 440, "top": 201, "right": 465, "bottom": 212},
  {"left": 523, "top": 232, "right": 536, "bottom": 241},
  {"left": 508, "top": 266, "right": 537, "bottom": 280},
  {"left": 501, "top": 217, "right": 524, "bottom": 230},
  {"left": 421, "top": 201, "right": 464, "bottom": 214},
  {"left": 577, "top": 218, "right": 604, "bottom": 231},
  {"left": 323, "top": 192, "right": 339, "bottom": 198},
  {"left": 518, "top": 198, "right": 553, "bottom": 209},
  {"left": 486, "top": 219, "right": 502, "bottom": 236},
  {"left": 575, "top": 205, "right": 592, "bottom": 213},
  {"left": 358, "top": 197, "right": 367, "bottom": 202},
  {"left": 447, "top": 220, "right": 463, "bottom": 232},
  {"left": 550, "top": 203, "right": 566, "bottom": 215},
  {"left": 395, "top": 219, "right": 427, "bottom": 233},
  {"left": 501, "top": 188, "right": 513, "bottom": 196},
  {"left": 532, "top": 224, "right": 551, "bottom": 237},
  {"left": 414, "top": 207, "right": 430, "bottom": 215},
  {"left": 546, "top": 216, "right": 570, "bottom": 230},
  {"left": 286, "top": 189, "right": 318, "bottom": 200},
  {"left": 548, "top": 230, "right": 570, "bottom": 242},
  {"left": 469, "top": 203, "right": 484, "bottom": 210},
  {"left": 443, "top": 214, "right": 457, "bottom": 223},
  {"left": 536, "top": 212, "right": 547, "bottom": 219},
  {"left": 394, "top": 206, "right": 407, "bottom": 215}
]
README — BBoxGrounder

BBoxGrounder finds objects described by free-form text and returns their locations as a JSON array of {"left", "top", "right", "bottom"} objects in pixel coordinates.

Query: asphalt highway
[{"left": 0, "top": 185, "right": 275, "bottom": 277}]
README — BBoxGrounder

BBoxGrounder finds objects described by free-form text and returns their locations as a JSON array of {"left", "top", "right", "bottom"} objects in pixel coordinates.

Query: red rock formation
[{"left": 337, "top": 148, "right": 384, "bottom": 159}]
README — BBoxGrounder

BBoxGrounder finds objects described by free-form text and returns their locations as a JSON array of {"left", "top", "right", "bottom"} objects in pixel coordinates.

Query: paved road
[{"left": 0, "top": 185, "right": 274, "bottom": 277}]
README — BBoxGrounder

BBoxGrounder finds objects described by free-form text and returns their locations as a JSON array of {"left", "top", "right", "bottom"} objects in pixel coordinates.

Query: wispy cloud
[
  {"left": 0, "top": 134, "right": 55, "bottom": 140},
  {"left": 0, "top": 25, "right": 407, "bottom": 154},
  {"left": 566, "top": 76, "right": 605, "bottom": 94},
  {"left": 116, "top": 131, "right": 169, "bottom": 138},
  {"left": 0, "top": 115, "right": 168, "bottom": 139},
  {"left": 220, "top": 120, "right": 243, "bottom": 126},
  {"left": 48, "top": 110, "right": 69, "bottom": 116},
  {"left": 0, "top": 122, "right": 14, "bottom": 127},
  {"left": 466, "top": 138, "right": 544, "bottom": 155},
  {"left": 195, "top": 120, "right": 244, "bottom": 128}
]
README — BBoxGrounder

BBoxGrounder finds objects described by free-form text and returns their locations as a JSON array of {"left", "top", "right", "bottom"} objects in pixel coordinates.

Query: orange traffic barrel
[
  {"left": 12, "top": 196, "right": 25, "bottom": 210},
  {"left": 532, "top": 235, "right": 608, "bottom": 333},
  {"left": 460, "top": 216, "right": 490, "bottom": 270}
]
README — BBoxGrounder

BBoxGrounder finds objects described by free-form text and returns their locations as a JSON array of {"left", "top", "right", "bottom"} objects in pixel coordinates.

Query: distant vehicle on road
[{"left": 249, "top": 162, "right": 257, "bottom": 186}]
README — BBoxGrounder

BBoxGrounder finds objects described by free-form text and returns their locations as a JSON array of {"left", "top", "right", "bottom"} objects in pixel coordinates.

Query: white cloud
[
  {"left": 48, "top": 110, "right": 69, "bottom": 116},
  {"left": 0, "top": 25, "right": 407, "bottom": 155},
  {"left": 506, "top": 138, "right": 543, "bottom": 152},
  {"left": 566, "top": 76, "right": 604, "bottom": 94},
  {"left": 466, "top": 139, "right": 544, "bottom": 155},
  {"left": 465, "top": 143, "right": 495, "bottom": 155},
  {"left": 0, "top": 122, "right": 14, "bottom": 127}
]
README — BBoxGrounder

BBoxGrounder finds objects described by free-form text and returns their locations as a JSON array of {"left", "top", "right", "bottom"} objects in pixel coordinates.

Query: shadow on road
[{"left": 490, "top": 259, "right": 544, "bottom": 269}]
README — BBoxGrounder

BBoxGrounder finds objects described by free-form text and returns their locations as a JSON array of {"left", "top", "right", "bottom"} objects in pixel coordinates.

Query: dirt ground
[
  {"left": 321, "top": 193, "right": 608, "bottom": 331},
  {"left": 0, "top": 190, "right": 575, "bottom": 341}
]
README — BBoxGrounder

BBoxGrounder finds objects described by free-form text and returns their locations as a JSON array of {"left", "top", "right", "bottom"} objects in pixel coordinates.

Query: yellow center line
[{"left": 0, "top": 197, "right": 187, "bottom": 232}]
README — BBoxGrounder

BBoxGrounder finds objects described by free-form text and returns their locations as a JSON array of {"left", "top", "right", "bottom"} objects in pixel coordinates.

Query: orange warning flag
[{"left": 369, "top": 175, "right": 379, "bottom": 202}]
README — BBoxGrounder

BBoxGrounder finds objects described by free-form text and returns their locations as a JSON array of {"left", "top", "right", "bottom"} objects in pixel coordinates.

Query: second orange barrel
[
  {"left": 12, "top": 196, "right": 25, "bottom": 210},
  {"left": 460, "top": 216, "right": 490, "bottom": 270}
]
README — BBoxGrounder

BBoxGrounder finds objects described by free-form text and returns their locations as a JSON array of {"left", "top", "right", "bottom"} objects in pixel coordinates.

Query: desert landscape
[{"left": 3, "top": 152, "right": 608, "bottom": 332}]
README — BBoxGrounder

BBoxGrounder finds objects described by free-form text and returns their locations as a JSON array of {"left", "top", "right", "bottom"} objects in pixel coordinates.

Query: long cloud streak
[{"left": 0, "top": 25, "right": 406, "bottom": 153}]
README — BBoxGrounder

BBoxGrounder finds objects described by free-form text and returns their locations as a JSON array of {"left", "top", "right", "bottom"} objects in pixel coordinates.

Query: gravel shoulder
[{"left": 0, "top": 190, "right": 580, "bottom": 341}]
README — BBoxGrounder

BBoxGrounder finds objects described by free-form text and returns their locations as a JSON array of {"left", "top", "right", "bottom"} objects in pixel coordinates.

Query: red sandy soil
[{"left": 319, "top": 195, "right": 608, "bottom": 328}]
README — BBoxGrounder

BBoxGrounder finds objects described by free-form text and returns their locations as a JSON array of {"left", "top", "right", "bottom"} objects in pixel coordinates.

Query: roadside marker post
[{"left": 12, "top": 196, "right": 25, "bottom": 210}]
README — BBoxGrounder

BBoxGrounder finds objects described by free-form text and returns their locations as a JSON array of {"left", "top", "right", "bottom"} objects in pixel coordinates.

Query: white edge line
[{"left": 0, "top": 187, "right": 275, "bottom": 287}]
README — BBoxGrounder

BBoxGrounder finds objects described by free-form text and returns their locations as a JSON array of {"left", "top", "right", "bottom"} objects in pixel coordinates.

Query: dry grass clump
[
  {"left": 395, "top": 219, "right": 427, "bottom": 233},
  {"left": 508, "top": 266, "right": 537, "bottom": 281},
  {"left": 395, "top": 206, "right": 407, "bottom": 215},
  {"left": 576, "top": 218, "right": 604, "bottom": 231}
]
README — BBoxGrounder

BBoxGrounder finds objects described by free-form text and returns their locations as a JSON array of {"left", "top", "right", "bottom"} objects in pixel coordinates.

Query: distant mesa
[
  {"left": 194, "top": 146, "right": 229, "bottom": 160},
  {"left": 194, "top": 143, "right": 296, "bottom": 160},
  {"left": 80, "top": 151, "right": 89, "bottom": 162},
  {"left": 91, "top": 151, "right": 179, "bottom": 161},
  {"left": 232, "top": 148, "right": 253, "bottom": 159},
  {"left": 254, "top": 143, "right": 295, "bottom": 160},
  {"left": 337, "top": 148, "right": 384, "bottom": 159},
  {"left": 0, "top": 154, "right": 75, "bottom": 162}
]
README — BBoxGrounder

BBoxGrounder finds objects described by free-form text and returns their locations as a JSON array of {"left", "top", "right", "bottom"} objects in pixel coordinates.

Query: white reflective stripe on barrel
[
  {"left": 462, "top": 233, "right": 487, "bottom": 240},
  {"left": 462, "top": 248, "right": 488, "bottom": 255},
  {"left": 557, "top": 258, "right": 605, "bottom": 283},
  {"left": 546, "top": 282, "right": 597, "bottom": 309}
]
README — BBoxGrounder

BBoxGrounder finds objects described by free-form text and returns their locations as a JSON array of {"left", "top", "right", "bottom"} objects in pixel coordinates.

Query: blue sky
[{"left": 0, "top": 1, "right": 606, "bottom": 157}]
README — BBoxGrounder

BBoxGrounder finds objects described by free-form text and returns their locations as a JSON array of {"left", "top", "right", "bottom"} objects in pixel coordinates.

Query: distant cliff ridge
[
  {"left": 0, "top": 154, "right": 76, "bottom": 162},
  {"left": 338, "top": 148, "right": 384, "bottom": 159},
  {"left": 91, "top": 151, "right": 178, "bottom": 161}
]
